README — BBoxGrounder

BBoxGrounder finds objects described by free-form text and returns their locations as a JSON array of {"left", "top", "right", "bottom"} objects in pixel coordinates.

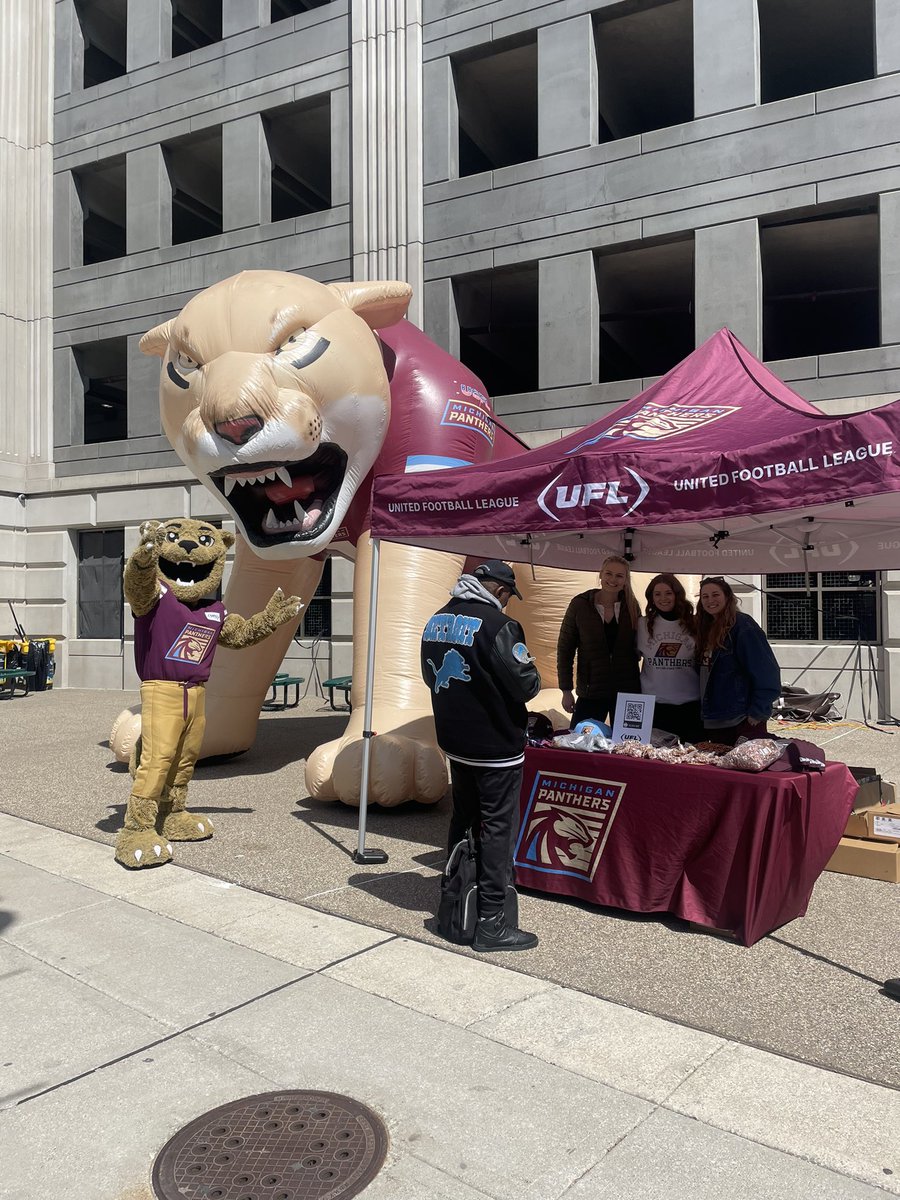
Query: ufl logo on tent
[
  {"left": 571, "top": 402, "right": 740, "bottom": 449},
  {"left": 514, "top": 771, "right": 626, "bottom": 881}
]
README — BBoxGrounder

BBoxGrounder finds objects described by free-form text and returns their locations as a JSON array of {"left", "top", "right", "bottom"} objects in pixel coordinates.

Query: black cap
[{"left": 473, "top": 559, "right": 522, "bottom": 599}]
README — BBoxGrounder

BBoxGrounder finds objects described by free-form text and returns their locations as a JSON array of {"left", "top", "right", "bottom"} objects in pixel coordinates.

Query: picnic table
[{"left": 0, "top": 668, "right": 36, "bottom": 698}]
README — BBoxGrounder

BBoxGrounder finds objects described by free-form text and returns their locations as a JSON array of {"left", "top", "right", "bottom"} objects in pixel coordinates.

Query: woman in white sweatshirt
[{"left": 637, "top": 573, "right": 702, "bottom": 743}]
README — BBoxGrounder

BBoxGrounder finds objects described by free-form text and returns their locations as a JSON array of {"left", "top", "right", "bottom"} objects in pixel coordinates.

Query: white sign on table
[{"left": 611, "top": 692, "right": 656, "bottom": 744}]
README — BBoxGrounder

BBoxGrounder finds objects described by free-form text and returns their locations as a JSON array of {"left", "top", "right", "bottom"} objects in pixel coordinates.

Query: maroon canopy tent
[{"left": 370, "top": 328, "right": 900, "bottom": 575}]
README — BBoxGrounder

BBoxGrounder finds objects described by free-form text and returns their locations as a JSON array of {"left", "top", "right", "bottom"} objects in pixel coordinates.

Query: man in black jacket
[{"left": 422, "top": 560, "right": 541, "bottom": 952}]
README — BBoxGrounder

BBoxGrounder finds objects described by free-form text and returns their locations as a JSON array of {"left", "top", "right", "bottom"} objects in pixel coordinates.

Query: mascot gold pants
[{"left": 117, "top": 680, "right": 211, "bottom": 868}]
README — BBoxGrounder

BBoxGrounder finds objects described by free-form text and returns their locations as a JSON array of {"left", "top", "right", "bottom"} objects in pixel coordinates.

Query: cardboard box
[
  {"left": 849, "top": 776, "right": 892, "bottom": 811},
  {"left": 845, "top": 801, "right": 900, "bottom": 842},
  {"left": 826, "top": 837, "right": 900, "bottom": 884}
]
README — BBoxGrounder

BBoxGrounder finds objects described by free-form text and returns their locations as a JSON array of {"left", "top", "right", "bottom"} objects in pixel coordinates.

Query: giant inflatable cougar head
[{"left": 141, "top": 270, "right": 412, "bottom": 558}]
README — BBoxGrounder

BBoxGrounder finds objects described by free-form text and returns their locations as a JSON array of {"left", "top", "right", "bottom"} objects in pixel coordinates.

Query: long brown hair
[
  {"left": 599, "top": 555, "right": 641, "bottom": 629},
  {"left": 696, "top": 576, "right": 739, "bottom": 660},
  {"left": 644, "top": 573, "right": 695, "bottom": 638}
]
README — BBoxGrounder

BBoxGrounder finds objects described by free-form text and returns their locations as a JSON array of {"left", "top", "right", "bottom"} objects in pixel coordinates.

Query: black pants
[
  {"left": 447, "top": 761, "right": 523, "bottom": 918},
  {"left": 570, "top": 694, "right": 616, "bottom": 729},
  {"left": 653, "top": 700, "right": 703, "bottom": 743}
]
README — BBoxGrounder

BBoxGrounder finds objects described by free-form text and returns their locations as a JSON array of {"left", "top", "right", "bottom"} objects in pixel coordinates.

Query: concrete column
[
  {"left": 538, "top": 16, "right": 597, "bottom": 156},
  {"left": 53, "top": 346, "right": 81, "bottom": 448},
  {"left": 539, "top": 252, "right": 598, "bottom": 388},
  {"left": 126, "top": 335, "right": 162, "bottom": 438},
  {"left": 127, "top": 0, "right": 171, "bottom": 71},
  {"left": 880, "top": 192, "right": 900, "bottom": 347},
  {"left": 423, "top": 57, "right": 458, "bottom": 184},
  {"left": 223, "top": 114, "right": 271, "bottom": 231},
  {"left": 695, "top": 220, "right": 762, "bottom": 353},
  {"left": 53, "top": 171, "right": 82, "bottom": 270},
  {"left": 55, "top": 0, "right": 78, "bottom": 96},
  {"left": 223, "top": 0, "right": 267, "bottom": 37},
  {"left": 693, "top": 0, "right": 759, "bottom": 118},
  {"left": 126, "top": 145, "right": 172, "bottom": 252},
  {"left": 424, "top": 278, "right": 460, "bottom": 359},
  {"left": 876, "top": 0, "right": 900, "bottom": 75},
  {"left": 330, "top": 87, "right": 350, "bottom": 207}
]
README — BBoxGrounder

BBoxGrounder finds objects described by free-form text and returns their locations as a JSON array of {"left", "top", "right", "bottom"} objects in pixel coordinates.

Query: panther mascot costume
[
  {"left": 110, "top": 270, "right": 596, "bottom": 808},
  {"left": 116, "top": 516, "right": 301, "bottom": 868}
]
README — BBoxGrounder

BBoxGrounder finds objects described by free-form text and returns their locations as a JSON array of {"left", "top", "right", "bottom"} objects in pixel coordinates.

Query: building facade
[{"left": 2, "top": 0, "right": 899, "bottom": 717}]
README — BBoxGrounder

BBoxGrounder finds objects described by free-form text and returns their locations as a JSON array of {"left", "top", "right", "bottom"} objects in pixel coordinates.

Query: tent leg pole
[{"left": 354, "top": 536, "right": 388, "bottom": 865}]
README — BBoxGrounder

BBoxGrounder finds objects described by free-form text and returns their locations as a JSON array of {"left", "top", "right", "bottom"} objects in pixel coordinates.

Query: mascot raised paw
[{"left": 116, "top": 517, "right": 302, "bottom": 869}]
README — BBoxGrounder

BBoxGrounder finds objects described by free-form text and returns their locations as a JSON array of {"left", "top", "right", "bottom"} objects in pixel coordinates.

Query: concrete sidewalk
[{"left": 1, "top": 812, "right": 897, "bottom": 1200}]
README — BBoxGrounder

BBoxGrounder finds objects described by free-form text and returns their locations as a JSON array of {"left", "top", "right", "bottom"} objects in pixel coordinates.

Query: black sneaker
[
  {"left": 472, "top": 911, "right": 538, "bottom": 953},
  {"left": 884, "top": 978, "right": 900, "bottom": 1001}
]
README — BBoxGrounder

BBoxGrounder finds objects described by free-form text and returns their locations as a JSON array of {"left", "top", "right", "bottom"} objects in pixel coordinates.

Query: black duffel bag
[{"left": 437, "top": 829, "right": 518, "bottom": 944}]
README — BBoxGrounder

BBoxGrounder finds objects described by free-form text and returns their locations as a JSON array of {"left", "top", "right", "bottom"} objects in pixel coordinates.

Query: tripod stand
[{"left": 834, "top": 616, "right": 900, "bottom": 733}]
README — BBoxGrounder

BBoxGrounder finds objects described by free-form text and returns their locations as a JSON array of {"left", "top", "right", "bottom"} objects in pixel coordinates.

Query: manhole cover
[{"left": 152, "top": 1090, "right": 388, "bottom": 1200}]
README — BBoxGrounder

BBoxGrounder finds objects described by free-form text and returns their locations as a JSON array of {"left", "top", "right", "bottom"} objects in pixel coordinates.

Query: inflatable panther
[
  {"left": 110, "top": 271, "right": 590, "bottom": 806},
  {"left": 116, "top": 516, "right": 301, "bottom": 867}
]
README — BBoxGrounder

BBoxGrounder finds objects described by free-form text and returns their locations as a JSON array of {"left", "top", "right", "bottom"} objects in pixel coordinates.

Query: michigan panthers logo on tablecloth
[
  {"left": 514, "top": 771, "right": 626, "bottom": 882},
  {"left": 571, "top": 402, "right": 739, "bottom": 450}
]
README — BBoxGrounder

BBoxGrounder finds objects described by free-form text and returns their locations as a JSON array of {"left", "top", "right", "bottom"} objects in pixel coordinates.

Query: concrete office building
[{"left": 2, "top": 0, "right": 900, "bottom": 718}]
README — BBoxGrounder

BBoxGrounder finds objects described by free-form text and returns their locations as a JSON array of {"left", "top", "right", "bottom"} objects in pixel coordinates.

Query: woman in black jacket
[{"left": 557, "top": 555, "right": 642, "bottom": 727}]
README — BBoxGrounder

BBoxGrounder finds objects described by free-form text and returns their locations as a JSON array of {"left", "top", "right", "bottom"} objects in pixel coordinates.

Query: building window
[
  {"left": 301, "top": 559, "right": 332, "bottom": 639},
  {"left": 764, "top": 571, "right": 879, "bottom": 643},
  {"left": 172, "top": 0, "right": 222, "bottom": 57},
  {"left": 454, "top": 264, "right": 539, "bottom": 397},
  {"left": 77, "top": 529, "right": 124, "bottom": 639},
  {"left": 74, "top": 0, "right": 127, "bottom": 87},
  {"left": 595, "top": 234, "right": 695, "bottom": 382},
  {"left": 593, "top": 0, "right": 693, "bottom": 142},
  {"left": 75, "top": 336, "right": 128, "bottom": 444},
  {"left": 73, "top": 157, "right": 126, "bottom": 264},
  {"left": 453, "top": 34, "right": 538, "bottom": 177},
  {"left": 263, "top": 97, "right": 332, "bottom": 220},
  {"left": 758, "top": 0, "right": 874, "bottom": 104},
  {"left": 163, "top": 128, "right": 223, "bottom": 244},
  {"left": 271, "top": 0, "right": 333, "bottom": 19},
  {"left": 760, "top": 201, "right": 879, "bottom": 361}
]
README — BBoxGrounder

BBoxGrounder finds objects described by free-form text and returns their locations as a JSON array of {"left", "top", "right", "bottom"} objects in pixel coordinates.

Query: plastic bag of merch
[{"left": 552, "top": 718, "right": 615, "bottom": 754}]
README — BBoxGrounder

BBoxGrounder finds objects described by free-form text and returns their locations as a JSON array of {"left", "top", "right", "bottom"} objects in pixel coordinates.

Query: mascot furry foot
[
  {"left": 115, "top": 794, "right": 173, "bottom": 869},
  {"left": 159, "top": 784, "right": 214, "bottom": 841}
]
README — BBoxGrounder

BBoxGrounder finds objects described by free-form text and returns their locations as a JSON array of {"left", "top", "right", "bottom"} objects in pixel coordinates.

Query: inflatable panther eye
[
  {"left": 175, "top": 350, "right": 200, "bottom": 372},
  {"left": 198, "top": 533, "right": 213, "bottom": 546},
  {"left": 276, "top": 328, "right": 330, "bottom": 369},
  {"left": 166, "top": 530, "right": 178, "bottom": 542}
]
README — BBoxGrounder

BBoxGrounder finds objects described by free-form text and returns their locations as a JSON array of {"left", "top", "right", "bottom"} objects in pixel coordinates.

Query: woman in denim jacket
[{"left": 696, "top": 577, "right": 781, "bottom": 744}]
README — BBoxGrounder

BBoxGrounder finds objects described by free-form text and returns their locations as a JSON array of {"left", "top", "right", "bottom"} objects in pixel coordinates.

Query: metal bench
[
  {"left": 0, "top": 668, "right": 36, "bottom": 699},
  {"left": 263, "top": 674, "right": 304, "bottom": 711},
  {"left": 322, "top": 675, "right": 352, "bottom": 711}
]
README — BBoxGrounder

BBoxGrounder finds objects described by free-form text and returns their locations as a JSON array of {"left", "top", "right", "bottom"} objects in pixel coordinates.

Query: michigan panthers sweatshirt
[{"left": 420, "top": 575, "right": 541, "bottom": 768}]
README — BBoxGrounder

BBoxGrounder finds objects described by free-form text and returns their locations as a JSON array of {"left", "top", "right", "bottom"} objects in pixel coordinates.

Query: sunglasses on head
[{"left": 700, "top": 576, "right": 726, "bottom": 586}]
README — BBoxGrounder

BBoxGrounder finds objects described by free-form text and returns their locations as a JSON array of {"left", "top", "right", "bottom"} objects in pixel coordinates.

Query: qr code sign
[{"left": 624, "top": 701, "right": 644, "bottom": 723}]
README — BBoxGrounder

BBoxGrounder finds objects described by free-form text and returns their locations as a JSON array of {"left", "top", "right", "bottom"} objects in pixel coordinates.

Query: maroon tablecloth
[{"left": 513, "top": 746, "right": 858, "bottom": 945}]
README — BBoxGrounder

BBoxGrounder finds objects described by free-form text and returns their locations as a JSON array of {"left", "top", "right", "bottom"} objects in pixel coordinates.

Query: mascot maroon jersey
[{"left": 134, "top": 585, "right": 227, "bottom": 684}]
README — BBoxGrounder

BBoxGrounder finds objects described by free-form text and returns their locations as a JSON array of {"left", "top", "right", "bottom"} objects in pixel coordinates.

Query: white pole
[{"left": 354, "top": 536, "right": 387, "bottom": 863}]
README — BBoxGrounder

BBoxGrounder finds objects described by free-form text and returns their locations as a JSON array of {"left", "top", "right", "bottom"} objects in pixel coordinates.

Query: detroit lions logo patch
[{"left": 426, "top": 648, "right": 471, "bottom": 692}]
